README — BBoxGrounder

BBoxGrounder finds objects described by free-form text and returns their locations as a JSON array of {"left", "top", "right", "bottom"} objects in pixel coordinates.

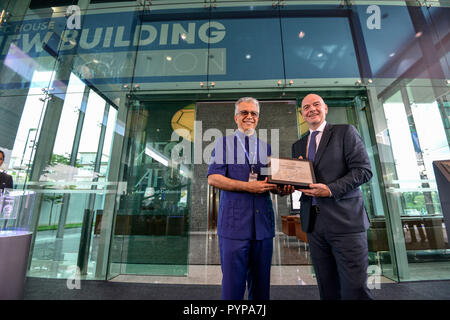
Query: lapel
[
  {"left": 299, "top": 133, "right": 309, "bottom": 159},
  {"left": 314, "top": 123, "right": 333, "bottom": 167}
]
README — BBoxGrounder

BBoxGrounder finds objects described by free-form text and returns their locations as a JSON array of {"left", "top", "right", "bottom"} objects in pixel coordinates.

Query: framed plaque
[{"left": 268, "top": 157, "right": 316, "bottom": 188}]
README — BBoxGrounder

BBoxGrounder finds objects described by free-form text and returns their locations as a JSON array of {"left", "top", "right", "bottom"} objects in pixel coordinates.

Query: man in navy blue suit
[
  {"left": 207, "top": 97, "right": 280, "bottom": 300},
  {"left": 292, "top": 94, "right": 373, "bottom": 300}
]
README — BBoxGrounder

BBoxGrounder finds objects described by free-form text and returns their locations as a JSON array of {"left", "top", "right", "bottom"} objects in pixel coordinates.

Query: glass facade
[{"left": 0, "top": 0, "right": 448, "bottom": 282}]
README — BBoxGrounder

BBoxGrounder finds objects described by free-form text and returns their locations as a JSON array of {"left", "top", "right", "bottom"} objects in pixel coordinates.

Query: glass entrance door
[
  {"left": 378, "top": 85, "right": 450, "bottom": 281},
  {"left": 108, "top": 98, "right": 193, "bottom": 277},
  {"left": 109, "top": 88, "right": 429, "bottom": 282}
]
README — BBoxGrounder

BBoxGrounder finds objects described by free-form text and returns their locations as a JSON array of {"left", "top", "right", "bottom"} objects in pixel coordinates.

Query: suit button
[{"left": 256, "top": 210, "right": 259, "bottom": 213}]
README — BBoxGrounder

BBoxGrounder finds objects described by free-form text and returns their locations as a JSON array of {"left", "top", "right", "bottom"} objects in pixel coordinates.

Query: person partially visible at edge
[
  {"left": 207, "top": 97, "right": 291, "bottom": 300},
  {"left": 0, "top": 150, "right": 13, "bottom": 192},
  {"left": 292, "top": 93, "right": 374, "bottom": 300}
]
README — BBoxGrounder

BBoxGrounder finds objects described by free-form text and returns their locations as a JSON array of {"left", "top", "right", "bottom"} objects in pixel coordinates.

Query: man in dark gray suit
[
  {"left": 0, "top": 150, "right": 13, "bottom": 192},
  {"left": 292, "top": 94, "right": 373, "bottom": 300}
]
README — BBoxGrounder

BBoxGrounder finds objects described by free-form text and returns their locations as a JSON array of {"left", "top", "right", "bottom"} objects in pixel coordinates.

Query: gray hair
[{"left": 235, "top": 97, "right": 260, "bottom": 115}]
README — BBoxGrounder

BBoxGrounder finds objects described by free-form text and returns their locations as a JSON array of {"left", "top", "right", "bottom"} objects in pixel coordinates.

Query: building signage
[{"left": 1, "top": 4, "right": 446, "bottom": 88}]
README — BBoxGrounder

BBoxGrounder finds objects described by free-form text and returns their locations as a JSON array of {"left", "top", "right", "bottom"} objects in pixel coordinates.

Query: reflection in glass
[
  {"left": 110, "top": 100, "right": 192, "bottom": 276},
  {"left": 9, "top": 71, "right": 52, "bottom": 185},
  {"left": 381, "top": 87, "right": 450, "bottom": 281}
]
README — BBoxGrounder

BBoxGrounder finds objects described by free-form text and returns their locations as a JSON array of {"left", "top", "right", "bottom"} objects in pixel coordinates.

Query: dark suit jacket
[
  {"left": 0, "top": 171, "right": 13, "bottom": 190},
  {"left": 292, "top": 123, "right": 372, "bottom": 234}
]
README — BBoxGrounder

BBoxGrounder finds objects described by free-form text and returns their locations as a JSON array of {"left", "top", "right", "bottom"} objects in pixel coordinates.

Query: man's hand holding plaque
[
  {"left": 267, "top": 156, "right": 316, "bottom": 188},
  {"left": 296, "top": 156, "right": 332, "bottom": 197}
]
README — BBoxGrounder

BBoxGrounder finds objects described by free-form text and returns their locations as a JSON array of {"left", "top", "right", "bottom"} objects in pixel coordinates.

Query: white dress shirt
[{"left": 305, "top": 121, "right": 332, "bottom": 197}]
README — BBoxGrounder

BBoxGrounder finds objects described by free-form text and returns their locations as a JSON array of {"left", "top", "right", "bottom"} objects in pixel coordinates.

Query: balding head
[
  {"left": 300, "top": 93, "right": 328, "bottom": 130},
  {"left": 301, "top": 94, "right": 325, "bottom": 107}
]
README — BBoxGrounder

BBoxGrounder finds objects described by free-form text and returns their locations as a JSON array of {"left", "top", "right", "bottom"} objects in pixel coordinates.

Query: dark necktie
[
  {"left": 307, "top": 131, "right": 320, "bottom": 163},
  {"left": 245, "top": 136, "right": 250, "bottom": 163},
  {"left": 245, "top": 136, "right": 252, "bottom": 170},
  {"left": 308, "top": 131, "right": 320, "bottom": 205}
]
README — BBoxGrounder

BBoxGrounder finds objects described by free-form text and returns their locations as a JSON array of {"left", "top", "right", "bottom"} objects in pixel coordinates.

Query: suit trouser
[
  {"left": 307, "top": 209, "right": 373, "bottom": 300},
  {"left": 219, "top": 236, "right": 273, "bottom": 300}
]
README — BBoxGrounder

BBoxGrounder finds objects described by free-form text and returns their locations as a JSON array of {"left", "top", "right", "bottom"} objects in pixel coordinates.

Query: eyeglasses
[{"left": 237, "top": 110, "right": 259, "bottom": 118}]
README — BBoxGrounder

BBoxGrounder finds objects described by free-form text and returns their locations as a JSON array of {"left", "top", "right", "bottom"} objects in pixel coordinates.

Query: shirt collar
[
  {"left": 309, "top": 121, "right": 327, "bottom": 134},
  {"left": 235, "top": 129, "right": 256, "bottom": 140}
]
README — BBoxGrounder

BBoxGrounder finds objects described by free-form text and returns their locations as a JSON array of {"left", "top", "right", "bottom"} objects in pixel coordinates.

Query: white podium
[{"left": 0, "top": 190, "right": 36, "bottom": 300}]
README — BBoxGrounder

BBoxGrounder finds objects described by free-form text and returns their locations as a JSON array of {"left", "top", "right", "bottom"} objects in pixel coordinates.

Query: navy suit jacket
[
  {"left": 0, "top": 171, "right": 13, "bottom": 190},
  {"left": 292, "top": 123, "right": 372, "bottom": 234},
  {"left": 207, "top": 132, "right": 275, "bottom": 240}
]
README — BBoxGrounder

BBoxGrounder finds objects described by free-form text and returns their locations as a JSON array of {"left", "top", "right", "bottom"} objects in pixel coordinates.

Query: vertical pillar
[
  {"left": 77, "top": 103, "right": 109, "bottom": 275},
  {"left": 56, "top": 85, "right": 90, "bottom": 240},
  {"left": 366, "top": 87, "right": 409, "bottom": 280},
  {"left": 348, "top": 3, "right": 373, "bottom": 80},
  {"left": 400, "top": 86, "right": 436, "bottom": 215},
  {"left": 95, "top": 94, "right": 129, "bottom": 279},
  {"left": 27, "top": 94, "right": 65, "bottom": 268},
  {"left": 354, "top": 95, "right": 386, "bottom": 218},
  {"left": 27, "top": 0, "right": 92, "bottom": 271}
]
